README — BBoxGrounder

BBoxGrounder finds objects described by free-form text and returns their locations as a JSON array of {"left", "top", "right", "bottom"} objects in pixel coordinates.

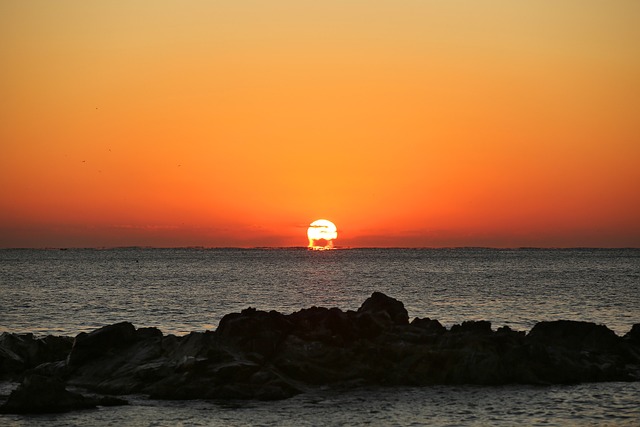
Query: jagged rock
[
  {"left": 217, "top": 308, "right": 293, "bottom": 360},
  {"left": 522, "top": 320, "right": 637, "bottom": 384},
  {"left": 0, "top": 336, "right": 24, "bottom": 377},
  {"left": 353, "top": 311, "right": 388, "bottom": 339},
  {"left": 450, "top": 320, "right": 492, "bottom": 335},
  {"left": 70, "top": 331, "right": 166, "bottom": 395},
  {"left": 624, "top": 324, "right": 640, "bottom": 343},
  {"left": 0, "top": 374, "right": 127, "bottom": 414},
  {"left": 0, "top": 333, "right": 72, "bottom": 379},
  {"left": 67, "top": 322, "right": 137, "bottom": 367},
  {"left": 410, "top": 317, "right": 446, "bottom": 335},
  {"left": 1, "top": 292, "right": 639, "bottom": 411},
  {"left": 321, "top": 307, "right": 358, "bottom": 343},
  {"left": 527, "top": 320, "right": 619, "bottom": 352},
  {"left": 30, "top": 360, "right": 68, "bottom": 378},
  {"left": 289, "top": 306, "right": 333, "bottom": 341},
  {"left": 289, "top": 307, "right": 364, "bottom": 343},
  {"left": 357, "top": 292, "right": 409, "bottom": 325}
]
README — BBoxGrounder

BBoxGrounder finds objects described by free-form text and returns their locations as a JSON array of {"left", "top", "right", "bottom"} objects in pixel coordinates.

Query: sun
[{"left": 307, "top": 219, "right": 338, "bottom": 250}]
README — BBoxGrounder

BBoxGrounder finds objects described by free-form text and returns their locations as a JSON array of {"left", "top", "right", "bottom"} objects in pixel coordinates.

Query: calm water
[
  {"left": 1, "top": 248, "right": 638, "bottom": 336},
  {"left": 1, "top": 383, "right": 639, "bottom": 427},
  {"left": 1, "top": 248, "right": 639, "bottom": 425}
]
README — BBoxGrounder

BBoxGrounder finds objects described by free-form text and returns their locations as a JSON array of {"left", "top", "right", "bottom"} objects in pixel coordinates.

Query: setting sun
[
  {"left": 307, "top": 219, "right": 338, "bottom": 250},
  {"left": 0, "top": 2, "right": 639, "bottom": 249}
]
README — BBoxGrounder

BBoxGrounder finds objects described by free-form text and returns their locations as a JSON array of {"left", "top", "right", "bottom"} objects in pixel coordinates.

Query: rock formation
[
  {"left": 0, "top": 374, "right": 126, "bottom": 414},
  {"left": 1, "top": 292, "right": 639, "bottom": 413}
]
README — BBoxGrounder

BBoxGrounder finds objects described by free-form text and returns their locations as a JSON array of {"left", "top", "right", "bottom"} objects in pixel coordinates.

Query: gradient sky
[{"left": 1, "top": 1, "right": 639, "bottom": 248}]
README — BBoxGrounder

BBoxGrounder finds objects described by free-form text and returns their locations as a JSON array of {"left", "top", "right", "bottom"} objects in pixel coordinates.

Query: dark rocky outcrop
[
  {"left": 1, "top": 292, "right": 639, "bottom": 413},
  {"left": 0, "top": 375, "right": 126, "bottom": 414},
  {"left": 0, "top": 333, "right": 72, "bottom": 380},
  {"left": 624, "top": 324, "right": 640, "bottom": 344},
  {"left": 357, "top": 291, "right": 409, "bottom": 326},
  {"left": 410, "top": 317, "right": 446, "bottom": 335},
  {"left": 528, "top": 320, "right": 620, "bottom": 352},
  {"left": 67, "top": 322, "right": 138, "bottom": 367}
]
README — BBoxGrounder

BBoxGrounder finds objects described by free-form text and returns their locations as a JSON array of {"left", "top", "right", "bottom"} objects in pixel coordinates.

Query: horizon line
[{"left": 1, "top": 246, "right": 638, "bottom": 251}]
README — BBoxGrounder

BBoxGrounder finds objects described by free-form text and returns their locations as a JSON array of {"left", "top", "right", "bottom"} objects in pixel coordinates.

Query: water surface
[
  {"left": 1, "top": 248, "right": 638, "bottom": 336},
  {"left": 1, "top": 248, "right": 639, "bottom": 426}
]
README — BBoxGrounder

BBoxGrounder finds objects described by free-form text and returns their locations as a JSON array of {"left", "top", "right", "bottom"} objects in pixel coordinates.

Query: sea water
[{"left": 1, "top": 248, "right": 639, "bottom": 426}]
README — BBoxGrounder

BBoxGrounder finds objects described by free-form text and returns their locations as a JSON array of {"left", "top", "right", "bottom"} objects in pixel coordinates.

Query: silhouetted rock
[
  {"left": 527, "top": 320, "right": 619, "bottom": 352},
  {"left": 0, "top": 374, "right": 127, "bottom": 414},
  {"left": 410, "top": 317, "right": 446, "bottom": 335},
  {"left": 0, "top": 333, "right": 72, "bottom": 379},
  {"left": 1, "top": 292, "right": 639, "bottom": 411},
  {"left": 450, "top": 320, "right": 493, "bottom": 335},
  {"left": 67, "top": 325, "right": 171, "bottom": 396},
  {"left": 523, "top": 320, "right": 635, "bottom": 383},
  {"left": 217, "top": 308, "right": 293, "bottom": 360},
  {"left": 357, "top": 292, "right": 409, "bottom": 325},
  {"left": 353, "top": 310, "right": 388, "bottom": 339},
  {"left": 67, "top": 322, "right": 137, "bottom": 367},
  {"left": 624, "top": 324, "right": 640, "bottom": 343}
]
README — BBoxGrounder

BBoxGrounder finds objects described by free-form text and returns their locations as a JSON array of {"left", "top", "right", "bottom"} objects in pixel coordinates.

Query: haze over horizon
[{"left": 2, "top": 1, "right": 639, "bottom": 248}]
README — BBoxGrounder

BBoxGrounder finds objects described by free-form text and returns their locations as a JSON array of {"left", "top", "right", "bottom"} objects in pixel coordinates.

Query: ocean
[{"left": 1, "top": 248, "right": 639, "bottom": 426}]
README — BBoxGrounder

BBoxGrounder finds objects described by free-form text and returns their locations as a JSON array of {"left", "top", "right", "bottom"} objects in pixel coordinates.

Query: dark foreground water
[
  {"left": 1, "top": 382, "right": 639, "bottom": 427},
  {"left": 1, "top": 248, "right": 639, "bottom": 425}
]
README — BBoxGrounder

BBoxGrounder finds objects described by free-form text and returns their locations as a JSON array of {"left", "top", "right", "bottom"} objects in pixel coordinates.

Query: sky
[{"left": 1, "top": 1, "right": 639, "bottom": 248}]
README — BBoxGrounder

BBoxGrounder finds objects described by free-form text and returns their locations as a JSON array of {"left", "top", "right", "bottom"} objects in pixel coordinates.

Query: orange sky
[{"left": 1, "top": 1, "right": 639, "bottom": 248}]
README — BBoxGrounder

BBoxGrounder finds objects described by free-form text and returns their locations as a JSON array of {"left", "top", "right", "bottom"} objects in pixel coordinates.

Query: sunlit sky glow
[{"left": 1, "top": 1, "right": 639, "bottom": 248}]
